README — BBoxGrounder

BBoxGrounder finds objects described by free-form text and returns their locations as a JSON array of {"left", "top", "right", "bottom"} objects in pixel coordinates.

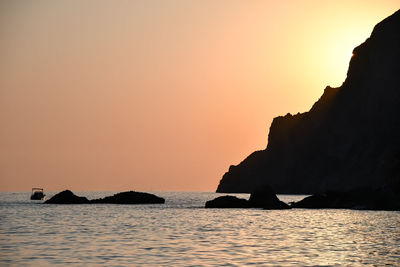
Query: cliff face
[{"left": 217, "top": 10, "right": 400, "bottom": 194}]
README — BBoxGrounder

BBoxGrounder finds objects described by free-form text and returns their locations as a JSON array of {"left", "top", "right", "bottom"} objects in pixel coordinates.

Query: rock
[
  {"left": 248, "top": 185, "right": 290, "bottom": 209},
  {"left": 291, "top": 188, "right": 400, "bottom": 210},
  {"left": 290, "top": 193, "right": 343, "bottom": 209},
  {"left": 44, "top": 190, "right": 165, "bottom": 205},
  {"left": 44, "top": 190, "right": 90, "bottom": 204},
  {"left": 205, "top": 195, "right": 250, "bottom": 208},
  {"left": 90, "top": 191, "right": 165, "bottom": 204},
  {"left": 217, "top": 10, "right": 400, "bottom": 195},
  {"left": 205, "top": 185, "right": 290, "bottom": 209},
  {"left": 290, "top": 194, "right": 332, "bottom": 209}
]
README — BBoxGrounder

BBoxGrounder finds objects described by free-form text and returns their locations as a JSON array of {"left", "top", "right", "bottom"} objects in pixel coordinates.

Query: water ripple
[{"left": 0, "top": 192, "right": 399, "bottom": 266}]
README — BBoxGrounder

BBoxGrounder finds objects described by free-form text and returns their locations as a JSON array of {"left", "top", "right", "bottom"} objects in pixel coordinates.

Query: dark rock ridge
[
  {"left": 44, "top": 190, "right": 165, "bottom": 204},
  {"left": 217, "top": 10, "right": 400, "bottom": 195},
  {"left": 90, "top": 191, "right": 165, "bottom": 204},
  {"left": 248, "top": 185, "right": 290, "bottom": 209},
  {"left": 291, "top": 187, "right": 400, "bottom": 211},
  {"left": 44, "top": 190, "right": 90, "bottom": 204},
  {"left": 205, "top": 195, "right": 250, "bottom": 208},
  {"left": 205, "top": 185, "right": 290, "bottom": 209}
]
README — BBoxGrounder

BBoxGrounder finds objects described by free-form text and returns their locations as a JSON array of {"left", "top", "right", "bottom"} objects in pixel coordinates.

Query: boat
[{"left": 30, "top": 188, "right": 45, "bottom": 200}]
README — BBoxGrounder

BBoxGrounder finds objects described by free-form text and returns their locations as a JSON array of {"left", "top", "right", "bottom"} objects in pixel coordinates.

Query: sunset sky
[{"left": 0, "top": 1, "right": 398, "bottom": 192}]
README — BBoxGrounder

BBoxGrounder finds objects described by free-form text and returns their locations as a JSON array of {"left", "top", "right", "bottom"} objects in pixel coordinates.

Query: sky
[{"left": 0, "top": 1, "right": 398, "bottom": 192}]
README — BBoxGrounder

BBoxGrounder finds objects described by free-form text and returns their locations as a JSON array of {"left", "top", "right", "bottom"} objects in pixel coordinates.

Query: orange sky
[{"left": 0, "top": 1, "right": 398, "bottom": 191}]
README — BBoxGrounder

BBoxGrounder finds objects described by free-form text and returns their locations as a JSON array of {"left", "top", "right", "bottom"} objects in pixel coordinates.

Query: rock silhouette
[
  {"left": 44, "top": 190, "right": 90, "bottom": 204},
  {"left": 217, "top": 10, "right": 400, "bottom": 195},
  {"left": 205, "top": 185, "right": 290, "bottom": 209},
  {"left": 291, "top": 187, "right": 400, "bottom": 211},
  {"left": 205, "top": 195, "right": 250, "bottom": 208},
  {"left": 90, "top": 191, "right": 165, "bottom": 204},
  {"left": 44, "top": 190, "right": 165, "bottom": 204},
  {"left": 248, "top": 185, "right": 290, "bottom": 209}
]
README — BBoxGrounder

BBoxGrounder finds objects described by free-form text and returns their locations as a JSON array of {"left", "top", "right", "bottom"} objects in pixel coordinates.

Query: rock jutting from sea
[
  {"left": 290, "top": 187, "right": 400, "bottom": 211},
  {"left": 90, "top": 191, "right": 165, "bottom": 204},
  {"left": 206, "top": 184, "right": 400, "bottom": 211},
  {"left": 44, "top": 190, "right": 165, "bottom": 204},
  {"left": 205, "top": 185, "right": 290, "bottom": 209},
  {"left": 44, "top": 190, "right": 90, "bottom": 204}
]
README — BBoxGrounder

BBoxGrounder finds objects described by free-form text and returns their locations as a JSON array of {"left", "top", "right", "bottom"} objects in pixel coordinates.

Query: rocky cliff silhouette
[{"left": 217, "top": 10, "right": 400, "bottom": 194}]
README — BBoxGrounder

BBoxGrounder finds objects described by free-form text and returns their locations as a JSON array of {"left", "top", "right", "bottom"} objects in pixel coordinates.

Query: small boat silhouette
[{"left": 31, "top": 188, "right": 45, "bottom": 200}]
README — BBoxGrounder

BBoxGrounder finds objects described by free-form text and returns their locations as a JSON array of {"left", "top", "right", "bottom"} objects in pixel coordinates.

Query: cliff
[{"left": 217, "top": 10, "right": 400, "bottom": 194}]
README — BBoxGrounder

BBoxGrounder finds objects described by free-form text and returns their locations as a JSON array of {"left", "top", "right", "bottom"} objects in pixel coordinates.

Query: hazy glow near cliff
[{"left": 0, "top": 1, "right": 398, "bottom": 191}]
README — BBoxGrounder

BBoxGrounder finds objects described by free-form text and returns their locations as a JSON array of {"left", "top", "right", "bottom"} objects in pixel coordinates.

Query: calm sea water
[{"left": 0, "top": 191, "right": 399, "bottom": 266}]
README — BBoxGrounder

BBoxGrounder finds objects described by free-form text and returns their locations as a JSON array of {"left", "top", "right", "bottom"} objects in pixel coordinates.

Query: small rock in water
[
  {"left": 249, "top": 185, "right": 290, "bottom": 209},
  {"left": 205, "top": 195, "right": 250, "bottom": 208},
  {"left": 90, "top": 191, "right": 165, "bottom": 204},
  {"left": 44, "top": 190, "right": 90, "bottom": 204},
  {"left": 291, "top": 187, "right": 400, "bottom": 211},
  {"left": 205, "top": 185, "right": 290, "bottom": 209}
]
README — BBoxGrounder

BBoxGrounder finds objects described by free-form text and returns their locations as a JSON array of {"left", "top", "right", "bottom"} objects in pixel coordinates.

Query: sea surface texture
[{"left": 0, "top": 192, "right": 399, "bottom": 266}]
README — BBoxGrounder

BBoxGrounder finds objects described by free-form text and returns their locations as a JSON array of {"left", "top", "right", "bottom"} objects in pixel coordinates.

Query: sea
[{"left": 0, "top": 191, "right": 399, "bottom": 266}]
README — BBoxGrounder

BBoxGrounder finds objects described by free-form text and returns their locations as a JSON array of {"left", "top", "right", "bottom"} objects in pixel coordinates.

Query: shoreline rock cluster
[
  {"left": 291, "top": 187, "right": 400, "bottom": 211},
  {"left": 44, "top": 190, "right": 165, "bottom": 205},
  {"left": 206, "top": 185, "right": 290, "bottom": 209},
  {"left": 206, "top": 185, "right": 400, "bottom": 211},
  {"left": 44, "top": 186, "right": 400, "bottom": 211}
]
